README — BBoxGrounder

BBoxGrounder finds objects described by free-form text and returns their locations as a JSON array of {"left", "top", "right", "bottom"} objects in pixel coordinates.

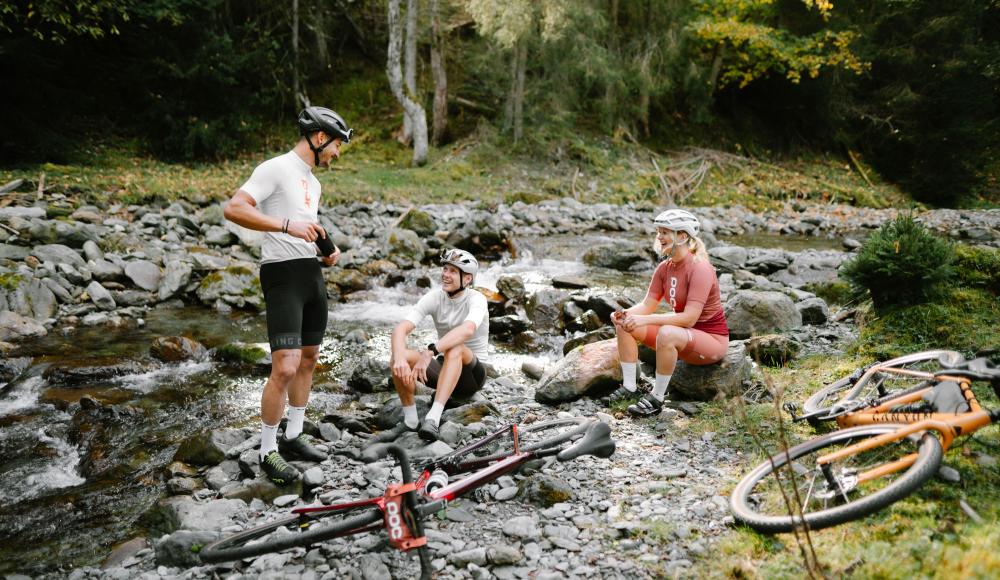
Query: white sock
[
  {"left": 285, "top": 405, "right": 306, "bottom": 440},
  {"left": 620, "top": 362, "right": 637, "bottom": 392},
  {"left": 652, "top": 373, "right": 672, "bottom": 401},
  {"left": 403, "top": 405, "right": 419, "bottom": 429},
  {"left": 260, "top": 422, "right": 280, "bottom": 459},
  {"left": 425, "top": 401, "right": 445, "bottom": 426}
]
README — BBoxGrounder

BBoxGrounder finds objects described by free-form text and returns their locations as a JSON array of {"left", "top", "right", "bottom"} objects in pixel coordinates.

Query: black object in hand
[{"left": 316, "top": 234, "right": 336, "bottom": 257}]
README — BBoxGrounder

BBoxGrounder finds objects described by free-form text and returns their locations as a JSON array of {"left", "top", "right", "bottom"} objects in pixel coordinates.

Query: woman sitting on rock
[{"left": 608, "top": 209, "right": 730, "bottom": 416}]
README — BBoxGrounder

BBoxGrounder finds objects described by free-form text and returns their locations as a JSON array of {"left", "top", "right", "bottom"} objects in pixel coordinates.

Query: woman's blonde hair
[{"left": 654, "top": 232, "right": 708, "bottom": 262}]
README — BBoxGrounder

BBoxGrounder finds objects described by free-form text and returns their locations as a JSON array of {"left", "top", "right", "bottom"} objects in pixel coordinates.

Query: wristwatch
[{"left": 427, "top": 343, "right": 439, "bottom": 356}]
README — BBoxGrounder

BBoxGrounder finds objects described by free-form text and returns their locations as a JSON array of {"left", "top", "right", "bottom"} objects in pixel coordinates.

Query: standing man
[
  {"left": 389, "top": 249, "right": 490, "bottom": 441},
  {"left": 223, "top": 106, "right": 352, "bottom": 484}
]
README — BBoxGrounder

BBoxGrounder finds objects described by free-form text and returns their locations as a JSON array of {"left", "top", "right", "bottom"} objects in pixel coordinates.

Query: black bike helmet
[
  {"left": 297, "top": 107, "right": 353, "bottom": 166},
  {"left": 297, "top": 107, "right": 353, "bottom": 143}
]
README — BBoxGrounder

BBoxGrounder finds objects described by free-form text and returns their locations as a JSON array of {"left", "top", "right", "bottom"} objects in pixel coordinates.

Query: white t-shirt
[
  {"left": 239, "top": 151, "right": 322, "bottom": 264},
  {"left": 404, "top": 288, "right": 490, "bottom": 362}
]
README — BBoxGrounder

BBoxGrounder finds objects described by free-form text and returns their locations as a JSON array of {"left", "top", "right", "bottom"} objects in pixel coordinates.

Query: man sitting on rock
[{"left": 388, "top": 248, "right": 490, "bottom": 441}]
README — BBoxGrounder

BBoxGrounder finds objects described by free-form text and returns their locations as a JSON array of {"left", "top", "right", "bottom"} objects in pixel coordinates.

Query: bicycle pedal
[{"left": 782, "top": 402, "right": 800, "bottom": 419}]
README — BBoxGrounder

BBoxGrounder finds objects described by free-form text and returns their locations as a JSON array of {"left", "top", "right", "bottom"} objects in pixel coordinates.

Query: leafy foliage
[{"left": 839, "top": 215, "right": 955, "bottom": 311}]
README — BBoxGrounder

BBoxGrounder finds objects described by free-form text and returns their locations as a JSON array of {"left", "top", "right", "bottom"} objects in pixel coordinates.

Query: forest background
[{"left": 1, "top": 0, "right": 998, "bottom": 207}]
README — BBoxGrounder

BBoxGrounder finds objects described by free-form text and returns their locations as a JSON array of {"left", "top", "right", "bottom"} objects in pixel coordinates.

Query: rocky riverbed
[{"left": 0, "top": 194, "right": 998, "bottom": 579}]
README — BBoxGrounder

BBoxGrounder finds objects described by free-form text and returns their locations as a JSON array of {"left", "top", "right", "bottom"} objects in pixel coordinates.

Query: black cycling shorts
[
  {"left": 425, "top": 355, "right": 487, "bottom": 400},
  {"left": 259, "top": 258, "right": 327, "bottom": 351}
]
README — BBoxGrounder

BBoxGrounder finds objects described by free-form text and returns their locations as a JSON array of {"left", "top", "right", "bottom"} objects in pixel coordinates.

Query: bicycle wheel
[
  {"left": 730, "top": 424, "right": 943, "bottom": 534},
  {"left": 802, "top": 350, "right": 961, "bottom": 422},
  {"left": 199, "top": 505, "right": 382, "bottom": 564}
]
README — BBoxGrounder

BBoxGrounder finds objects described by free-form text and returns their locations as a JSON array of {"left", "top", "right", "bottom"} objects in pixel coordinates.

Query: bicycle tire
[
  {"left": 199, "top": 506, "right": 382, "bottom": 564},
  {"left": 802, "top": 350, "right": 961, "bottom": 422},
  {"left": 730, "top": 424, "right": 943, "bottom": 534}
]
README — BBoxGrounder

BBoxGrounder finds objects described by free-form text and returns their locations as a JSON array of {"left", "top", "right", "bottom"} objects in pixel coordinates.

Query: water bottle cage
[{"left": 382, "top": 483, "right": 427, "bottom": 551}]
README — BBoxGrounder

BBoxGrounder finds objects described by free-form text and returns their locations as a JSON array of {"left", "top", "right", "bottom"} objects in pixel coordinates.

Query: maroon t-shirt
[{"left": 647, "top": 256, "right": 729, "bottom": 336}]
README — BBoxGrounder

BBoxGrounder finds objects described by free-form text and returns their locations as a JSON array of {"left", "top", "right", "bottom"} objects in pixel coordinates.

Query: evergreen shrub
[{"left": 840, "top": 215, "right": 955, "bottom": 311}]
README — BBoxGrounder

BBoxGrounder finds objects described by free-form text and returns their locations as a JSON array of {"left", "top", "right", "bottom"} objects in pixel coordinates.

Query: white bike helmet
[
  {"left": 653, "top": 209, "right": 700, "bottom": 238},
  {"left": 440, "top": 248, "right": 478, "bottom": 296},
  {"left": 440, "top": 248, "right": 479, "bottom": 275}
]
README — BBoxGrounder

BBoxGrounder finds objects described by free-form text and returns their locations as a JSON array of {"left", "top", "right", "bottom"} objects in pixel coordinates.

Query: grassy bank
[{"left": 0, "top": 126, "right": 904, "bottom": 211}]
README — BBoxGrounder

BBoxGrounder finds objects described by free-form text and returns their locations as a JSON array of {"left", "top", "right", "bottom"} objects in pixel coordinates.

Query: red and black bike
[{"left": 199, "top": 416, "right": 616, "bottom": 579}]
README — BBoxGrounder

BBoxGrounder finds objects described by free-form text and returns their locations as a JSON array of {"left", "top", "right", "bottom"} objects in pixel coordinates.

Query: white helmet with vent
[{"left": 653, "top": 209, "right": 700, "bottom": 238}]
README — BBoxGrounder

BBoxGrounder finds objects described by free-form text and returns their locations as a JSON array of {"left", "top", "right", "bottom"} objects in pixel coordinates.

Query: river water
[{"left": 0, "top": 232, "right": 824, "bottom": 575}]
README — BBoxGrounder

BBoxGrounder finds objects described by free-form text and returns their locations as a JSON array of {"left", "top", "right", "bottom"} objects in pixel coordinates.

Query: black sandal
[{"left": 627, "top": 394, "right": 664, "bottom": 417}]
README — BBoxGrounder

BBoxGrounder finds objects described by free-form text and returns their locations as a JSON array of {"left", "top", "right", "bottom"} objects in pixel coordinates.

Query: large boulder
[
  {"left": 0, "top": 310, "right": 47, "bottom": 341},
  {"left": 496, "top": 275, "right": 527, "bottom": 303},
  {"left": 30, "top": 244, "right": 86, "bottom": 268},
  {"left": 196, "top": 265, "right": 261, "bottom": 309},
  {"left": 124, "top": 260, "right": 162, "bottom": 292},
  {"left": 796, "top": 296, "right": 830, "bottom": 325},
  {"left": 519, "top": 474, "right": 575, "bottom": 507},
  {"left": 173, "top": 429, "right": 248, "bottom": 466},
  {"left": 151, "top": 336, "right": 208, "bottom": 362},
  {"left": 25, "top": 278, "right": 57, "bottom": 319},
  {"left": 396, "top": 208, "right": 437, "bottom": 236},
  {"left": 535, "top": 339, "right": 621, "bottom": 403},
  {"left": 86, "top": 280, "right": 116, "bottom": 311},
  {"left": 347, "top": 355, "right": 392, "bottom": 393},
  {"left": 709, "top": 246, "right": 749, "bottom": 273},
  {"left": 491, "top": 314, "right": 531, "bottom": 341},
  {"left": 725, "top": 290, "right": 802, "bottom": 339},
  {"left": 769, "top": 250, "right": 849, "bottom": 289},
  {"left": 159, "top": 260, "right": 193, "bottom": 301},
  {"left": 745, "top": 334, "right": 800, "bottom": 367},
  {"left": 582, "top": 241, "right": 651, "bottom": 271},
  {"left": 144, "top": 496, "right": 250, "bottom": 535},
  {"left": 155, "top": 530, "right": 221, "bottom": 567},
  {"left": 526, "top": 289, "right": 571, "bottom": 333},
  {"left": 384, "top": 228, "right": 427, "bottom": 267},
  {"left": 668, "top": 341, "right": 752, "bottom": 401}
]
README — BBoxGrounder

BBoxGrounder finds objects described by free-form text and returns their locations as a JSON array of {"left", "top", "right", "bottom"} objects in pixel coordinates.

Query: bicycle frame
[
  {"left": 816, "top": 370, "right": 997, "bottom": 484},
  {"left": 289, "top": 422, "right": 550, "bottom": 550}
]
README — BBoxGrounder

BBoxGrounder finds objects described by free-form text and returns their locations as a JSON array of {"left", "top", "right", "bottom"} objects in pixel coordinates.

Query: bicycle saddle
[
  {"left": 937, "top": 357, "right": 1000, "bottom": 382},
  {"left": 556, "top": 420, "right": 616, "bottom": 462}
]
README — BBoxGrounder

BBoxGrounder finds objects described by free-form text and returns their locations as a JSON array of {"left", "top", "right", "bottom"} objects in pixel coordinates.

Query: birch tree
[
  {"left": 400, "top": 0, "right": 419, "bottom": 145},
  {"left": 388, "top": 0, "right": 429, "bottom": 165}
]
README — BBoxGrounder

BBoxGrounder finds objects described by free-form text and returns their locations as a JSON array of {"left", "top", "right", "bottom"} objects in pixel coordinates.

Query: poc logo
[
  {"left": 385, "top": 500, "right": 404, "bottom": 540},
  {"left": 668, "top": 276, "right": 678, "bottom": 309}
]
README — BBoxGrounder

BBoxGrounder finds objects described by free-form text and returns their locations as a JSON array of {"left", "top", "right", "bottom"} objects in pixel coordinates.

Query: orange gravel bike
[{"left": 730, "top": 351, "right": 1000, "bottom": 533}]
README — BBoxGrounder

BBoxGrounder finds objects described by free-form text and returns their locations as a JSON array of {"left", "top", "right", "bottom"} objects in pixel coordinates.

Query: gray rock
[
  {"left": 496, "top": 275, "right": 527, "bottom": 302},
  {"left": 725, "top": 290, "right": 802, "bottom": 339},
  {"left": 173, "top": 429, "right": 248, "bottom": 466},
  {"left": 502, "top": 515, "right": 540, "bottom": 540},
  {"left": 494, "top": 487, "right": 519, "bottom": 501},
  {"left": 124, "top": 260, "right": 162, "bottom": 292},
  {"left": 0, "top": 206, "right": 45, "bottom": 220},
  {"left": 82, "top": 240, "right": 104, "bottom": 262},
  {"left": 158, "top": 261, "right": 193, "bottom": 301},
  {"left": 358, "top": 554, "right": 391, "bottom": 580},
  {"left": 396, "top": 208, "right": 437, "bottom": 236},
  {"left": 0, "top": 310, "right": 47, "bottom": 341},
  {"left": 491, "top": 314, "right": 531, "bottom": 341},
  {"left": 551, "top": 276, "right": 589, "bottom": 290},
  {"left": 582, "top": 241, "right": 651, "bottom": 271},
  {"left": 562, "top": 326, "right": 616, "bottom": 355},
  {"left": 57, "top": 262, "right": 90, "bottom": 285},
  {"left": 535, "top": 339, "right": 621, "bottom": 403},
  {"left": 26, "top": 278, "right": 57, "bottom": 319},
  {"left": 145, "top": 496, "right": 249, "bottom": 534},
  {"left": 521, "top": 361, "right": 545, "bottom": 381},
  {"left": 273, "top": 494, "right": 299, "bottom": 508},
  {"left": 222, "top": 476, "right": 303, "bottom": 504},
  {"left": 30, "top": 244, "right": 85, "bottom": 268},
  {"left": 519, "top": 474, "right": 575, "bottom": 507},
  {"left": 196, "top": 265, "right": 259, "bottom": 306},
  {"left": 384, "top": 228, "right": 426, "bottom": 266},
  {"left": 526, "top": 289, "right": 571, "bottom": 332},
  {"left": 450, "top": 547, "right": 488, "bottom": 567},
  {"left": 166, "top": 477, "right": 199, "bottom": 495},
  {"left": 150, "top": 336, "right": 208, "bottom": 362},
  {"left": 745, "top": 334, "right": 800, "bottom": 367},
  {"left": 303, "top": 466, "right": 325, "bottom": 488},
  {"left": 90, "top": 259, "right": 125, "bottom": 282},
  {"left": 347, "top": 355, "right": 391, "bottom": 393},
  {"left": 86, "top": 281, "right": 117, "bottom": 311},
  {"left": 204, "top": 461, "right": 239, "bottom": 491},
  {"left": 669, "top": 342, "right": 753, "bottom": 401},
  {"left": 709, "top": 245, "right": 749, "bottom": 273},
  {"left": 0, "top": 243, "right": 30, "bottom": 261},
  {"left": 41, "top": 277, "right": 72, "bottom": 303},
  {"left": 797, "top": 296, "right": 830, "bottom": 325},
  {"left": 154, "top": 530, "right": 220, "bottom": 567},
  {"left": 204, "top": 225, "right": 238, "bottom": 246},
  {"left": 487, "top": 545, "right": 523, "bottom": 566}
]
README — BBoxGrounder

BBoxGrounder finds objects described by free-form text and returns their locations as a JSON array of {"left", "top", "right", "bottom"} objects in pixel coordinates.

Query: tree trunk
[
  {"left": 707, "top": 43, "right": 726, "bottom": 99},
  {"left": 512, "top": 40, "right": 527, "bottom": 143},
  {"left": 429, "top": 0, "right": 448, "bottom": 145},
  {"left": 401, "top": 0, "right": 419, "bottom": 145},
  {"left": 387, "top": 0, "right": 428, "bottom": 166},
  {"left": 292, "top": 0, "right": 300, "bottom": 108}
]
